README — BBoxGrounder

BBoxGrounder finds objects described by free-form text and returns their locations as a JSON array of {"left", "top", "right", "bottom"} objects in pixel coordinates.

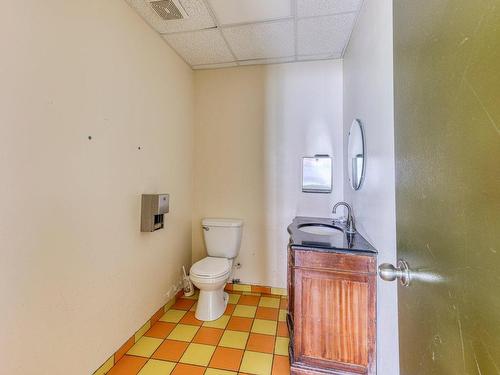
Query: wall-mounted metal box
[
  {"left": 302, "top": 155, "right": 333, "bottom": 193},
  {"left": 141, "top": 194, "right": 169, "bottom": 232}
]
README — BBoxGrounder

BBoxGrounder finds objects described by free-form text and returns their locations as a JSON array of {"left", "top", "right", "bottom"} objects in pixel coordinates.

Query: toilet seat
[
  {"left": 189, "top": 256, "right": 232, "bottom": 321},
  {"left": 191, "top": 257, "right": 231, "bottom": 278},
  {"left": 190, "top": 272, "right": 229, "bottom": 285}
]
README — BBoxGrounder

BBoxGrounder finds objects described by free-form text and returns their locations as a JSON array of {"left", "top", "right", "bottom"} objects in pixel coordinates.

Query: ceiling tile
[
  {"left": 125, "top": 0, "right": 215, "bottom": 34},
  {"left": 192, "top": 62, "right": 238, "bottom": 69},
  {"left": 223, "top": 20, "right": 295, "bottom": 60},
  {"left": 163, "top": 29, "right": 234, "bottom": 65},
  {"left": 238, "top": 56, "right": 295, "bottom": 66},
  {"left": 207, "top": 0, "right": 292, "bottom": 25},
  {"left": 297, "top": 13, "right": 356, "bottom": 56},
  {"left": 296, "top": 0, "right": 361, "bottom": 18}
]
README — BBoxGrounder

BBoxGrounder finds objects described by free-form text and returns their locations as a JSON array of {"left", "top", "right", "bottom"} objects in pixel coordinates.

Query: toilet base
[{"left": 195, "top": 289, "right": 229, "bottom": 321}]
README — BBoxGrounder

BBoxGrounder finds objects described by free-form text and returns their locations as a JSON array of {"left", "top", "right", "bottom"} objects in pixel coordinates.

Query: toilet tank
[{"left": 202, "top": 218, "right": 243, "bottom": 259}]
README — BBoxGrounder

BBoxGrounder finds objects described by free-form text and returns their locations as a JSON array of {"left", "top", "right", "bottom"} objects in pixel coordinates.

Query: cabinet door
[{"left": 293, "top": 267, "right": 376, "bottom": 374}]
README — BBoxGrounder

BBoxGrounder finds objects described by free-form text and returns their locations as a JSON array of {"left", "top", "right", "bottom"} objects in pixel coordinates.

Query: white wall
[
  {"left": 343, "top": 0, "right": 399, "bottom": 374},
  {"left": 0, "top": 1, "right": 193, "bottom": 374},
  {"left": 193, "top": 61, "right": 343, "bottom": 288}
]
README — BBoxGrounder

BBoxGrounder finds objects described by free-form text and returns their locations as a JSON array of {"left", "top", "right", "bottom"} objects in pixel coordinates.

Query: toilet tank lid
[{"left": 202, "top": 218, "right": 243, "bottom": 227}]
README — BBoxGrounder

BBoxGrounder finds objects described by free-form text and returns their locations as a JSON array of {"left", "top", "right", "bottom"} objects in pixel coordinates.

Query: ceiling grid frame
[
  {"left": 199, "top": 0, "right": 239, "bottom": 65},
  {"left": 125, "top": 0, "right": 363, "bottom": 69}
]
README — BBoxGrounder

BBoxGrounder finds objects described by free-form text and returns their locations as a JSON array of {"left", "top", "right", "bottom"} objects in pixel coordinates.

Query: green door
[{"left": 391, "top": 1, "right": 500, "bottom": 374}]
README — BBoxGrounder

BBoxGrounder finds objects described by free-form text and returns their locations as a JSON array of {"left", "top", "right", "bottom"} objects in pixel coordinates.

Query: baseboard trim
[{"left": 224, "top": 282, "right": 287, "bottom": 296}]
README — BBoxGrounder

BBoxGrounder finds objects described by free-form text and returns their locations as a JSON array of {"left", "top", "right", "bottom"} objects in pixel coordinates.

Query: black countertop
[{"left": 287, "top": 216, "right": 377, "bottom": 255}]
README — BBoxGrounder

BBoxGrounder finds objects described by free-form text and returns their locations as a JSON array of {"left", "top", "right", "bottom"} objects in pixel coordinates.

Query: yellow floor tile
[
  {"left": 240, "top": 351, "right": 273, "bottom": 375},
  {"left": 274, "top": 337, "right": 289, "bottom": 356},
  {"left": 232, "top": 284, "right": 252, "bottom": 292},
  {"left": 205, "top": 368, "right": 237, "bottom": 375},
  {"left": 218, "top": 330, "right": 249, "bottom": 349},
  {"left": 167, "top": 324, "right": 199, "bottom": 342},
  {"left": 190, "top": 303, "right": 198, "bottom": 312},
  {"left": 228, "top": 293, "right": 240, "bottom": 304},
  {"left": 179, "top": 343, "right": 216, "bottom": 366},
  {"left": 161, "top": 309, "right": 187, "bottom": 323},
  {"left": 127, "top": 337, "right": 163, "bottom": 357},
  {"left": 258, "top": 297, "right": 280, "bottom": 309},
  {"left": 278, "top": 309, "right": 287, "bottom": 322},
  {"left": 202, "top": 314, "right": 230, "bottom": 329},
  {"left": 232, "top": 305, "right": 257, "bottom": 318},
  {"left": 138, "top": 359, "right": 176, "bottom": 375},
  {"left": 251, "top": 319, "right": 277, "bottom": 336},
  {"left": 270, "top": 288, "right": 287, "bottom": 296},
  {"left": 242, "top": 292, "right": 261, "bottom": 296}
]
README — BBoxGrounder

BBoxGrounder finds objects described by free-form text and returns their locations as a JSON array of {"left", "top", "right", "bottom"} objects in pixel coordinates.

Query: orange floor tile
[
  {"left": 145, "top": 322, "right": 176, "bottom": 339},
  {"left": 256, "top": 307, "right": 279, "bottom": 320},
  {"left": 105, "top": 290, "right": 290, "bottom": 375},
  {"left": 247, "top": 333, "right": 275, "bottom": 353},
  {"left": 108, "top": 355, "right": 148, "bottom": 375},
  {"left": 227, "top": 316, "right": 253, "bottom": 332}
]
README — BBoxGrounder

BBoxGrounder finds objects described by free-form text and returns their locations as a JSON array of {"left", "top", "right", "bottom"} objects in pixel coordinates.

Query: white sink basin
[{"left": 298, "top": 224, "right": 342, "bottom": 236}]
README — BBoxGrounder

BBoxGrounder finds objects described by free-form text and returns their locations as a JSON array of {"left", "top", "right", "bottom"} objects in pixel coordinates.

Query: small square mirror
[{"left": 302, "top": 155, "right": 332, "bottom": 193}]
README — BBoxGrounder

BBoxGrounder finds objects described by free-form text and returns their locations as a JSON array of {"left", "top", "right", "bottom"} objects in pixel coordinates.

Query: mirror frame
[{"left": 348, "top": 119, "right": 366, "bottom": 190}]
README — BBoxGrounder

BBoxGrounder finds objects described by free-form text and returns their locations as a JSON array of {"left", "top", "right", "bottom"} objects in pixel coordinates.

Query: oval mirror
[{"left": 348, "top": 119, "right": 366, "bottom": 190}]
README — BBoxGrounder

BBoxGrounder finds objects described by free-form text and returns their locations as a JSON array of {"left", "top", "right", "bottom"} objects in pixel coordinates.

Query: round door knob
[
  {"left": 378, "top": 260, "right": 412, "bottom": 287},
  {"left": 379, "top": 263, "right": 399, "bottom": 282}
]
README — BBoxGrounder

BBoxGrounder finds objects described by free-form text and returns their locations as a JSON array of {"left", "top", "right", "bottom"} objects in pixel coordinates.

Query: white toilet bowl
[
  {"left": 190, "top": 257, "right": 232, "bottom": 321},
  {"left": 190, "top": 218, "right": 243, "bottom": 321}
]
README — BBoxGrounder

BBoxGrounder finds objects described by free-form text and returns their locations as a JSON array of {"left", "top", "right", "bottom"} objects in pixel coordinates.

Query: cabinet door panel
[{"left": 294, "top": 267, "right": 375, "bottom": 373}]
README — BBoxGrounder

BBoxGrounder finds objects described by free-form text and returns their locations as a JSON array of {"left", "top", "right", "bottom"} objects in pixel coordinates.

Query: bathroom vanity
[{"left": 287, "top": 217, "right": 377, "bottom": 375}]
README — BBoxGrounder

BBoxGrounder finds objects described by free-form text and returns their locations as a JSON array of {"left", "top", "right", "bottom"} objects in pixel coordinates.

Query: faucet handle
[{"left": 333, "top": 215, "right": 347, "bottom": 224}]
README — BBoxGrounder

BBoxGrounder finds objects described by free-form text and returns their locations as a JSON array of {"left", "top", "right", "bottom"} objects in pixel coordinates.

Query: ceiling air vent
[{"left": 149, "top": 0, "right": 188, "bottom": 20}]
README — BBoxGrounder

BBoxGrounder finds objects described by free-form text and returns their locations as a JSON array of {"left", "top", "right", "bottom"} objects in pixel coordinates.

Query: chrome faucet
[{"left": 332, "top": 202, "right": 356, "bottom": 234}]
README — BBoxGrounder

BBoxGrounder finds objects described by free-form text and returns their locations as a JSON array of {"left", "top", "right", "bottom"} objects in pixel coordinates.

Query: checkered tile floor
[{"left": 107, "top": 289, "right": 290, "bottom": 375}]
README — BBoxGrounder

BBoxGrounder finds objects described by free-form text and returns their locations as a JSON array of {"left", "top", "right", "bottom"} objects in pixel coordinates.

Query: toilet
[{"left": 190, "top": 218, "right": 243, "bottom": 321}]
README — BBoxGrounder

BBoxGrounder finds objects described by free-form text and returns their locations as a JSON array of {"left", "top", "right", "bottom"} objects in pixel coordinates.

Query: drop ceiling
[{"left": 125, "top": 0, "right": 362, "bottom": 69}]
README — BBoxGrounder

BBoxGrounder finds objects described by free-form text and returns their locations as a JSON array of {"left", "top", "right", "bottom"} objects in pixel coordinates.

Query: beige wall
[
  {"left": 343, "top": 0, "right": 398, "bottom": 373},
  {"left": 193, "top": 61, "right": 343, "bottom": 288},
  {"left": 0, "top": 1, "right": 193, "bottom": 374}
]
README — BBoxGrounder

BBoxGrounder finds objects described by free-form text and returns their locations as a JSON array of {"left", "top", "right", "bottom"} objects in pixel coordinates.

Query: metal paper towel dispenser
[
  {"left": 141, "top": 194, "right": 169, "bottom": 232},
  {"left": 302, "top": 155, "right": 333, "bottom": 193}
]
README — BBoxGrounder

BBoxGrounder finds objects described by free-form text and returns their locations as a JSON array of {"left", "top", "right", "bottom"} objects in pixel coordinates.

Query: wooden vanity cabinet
[{"left": 288, "top": 247, "right": 377, "bottom": 375}]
